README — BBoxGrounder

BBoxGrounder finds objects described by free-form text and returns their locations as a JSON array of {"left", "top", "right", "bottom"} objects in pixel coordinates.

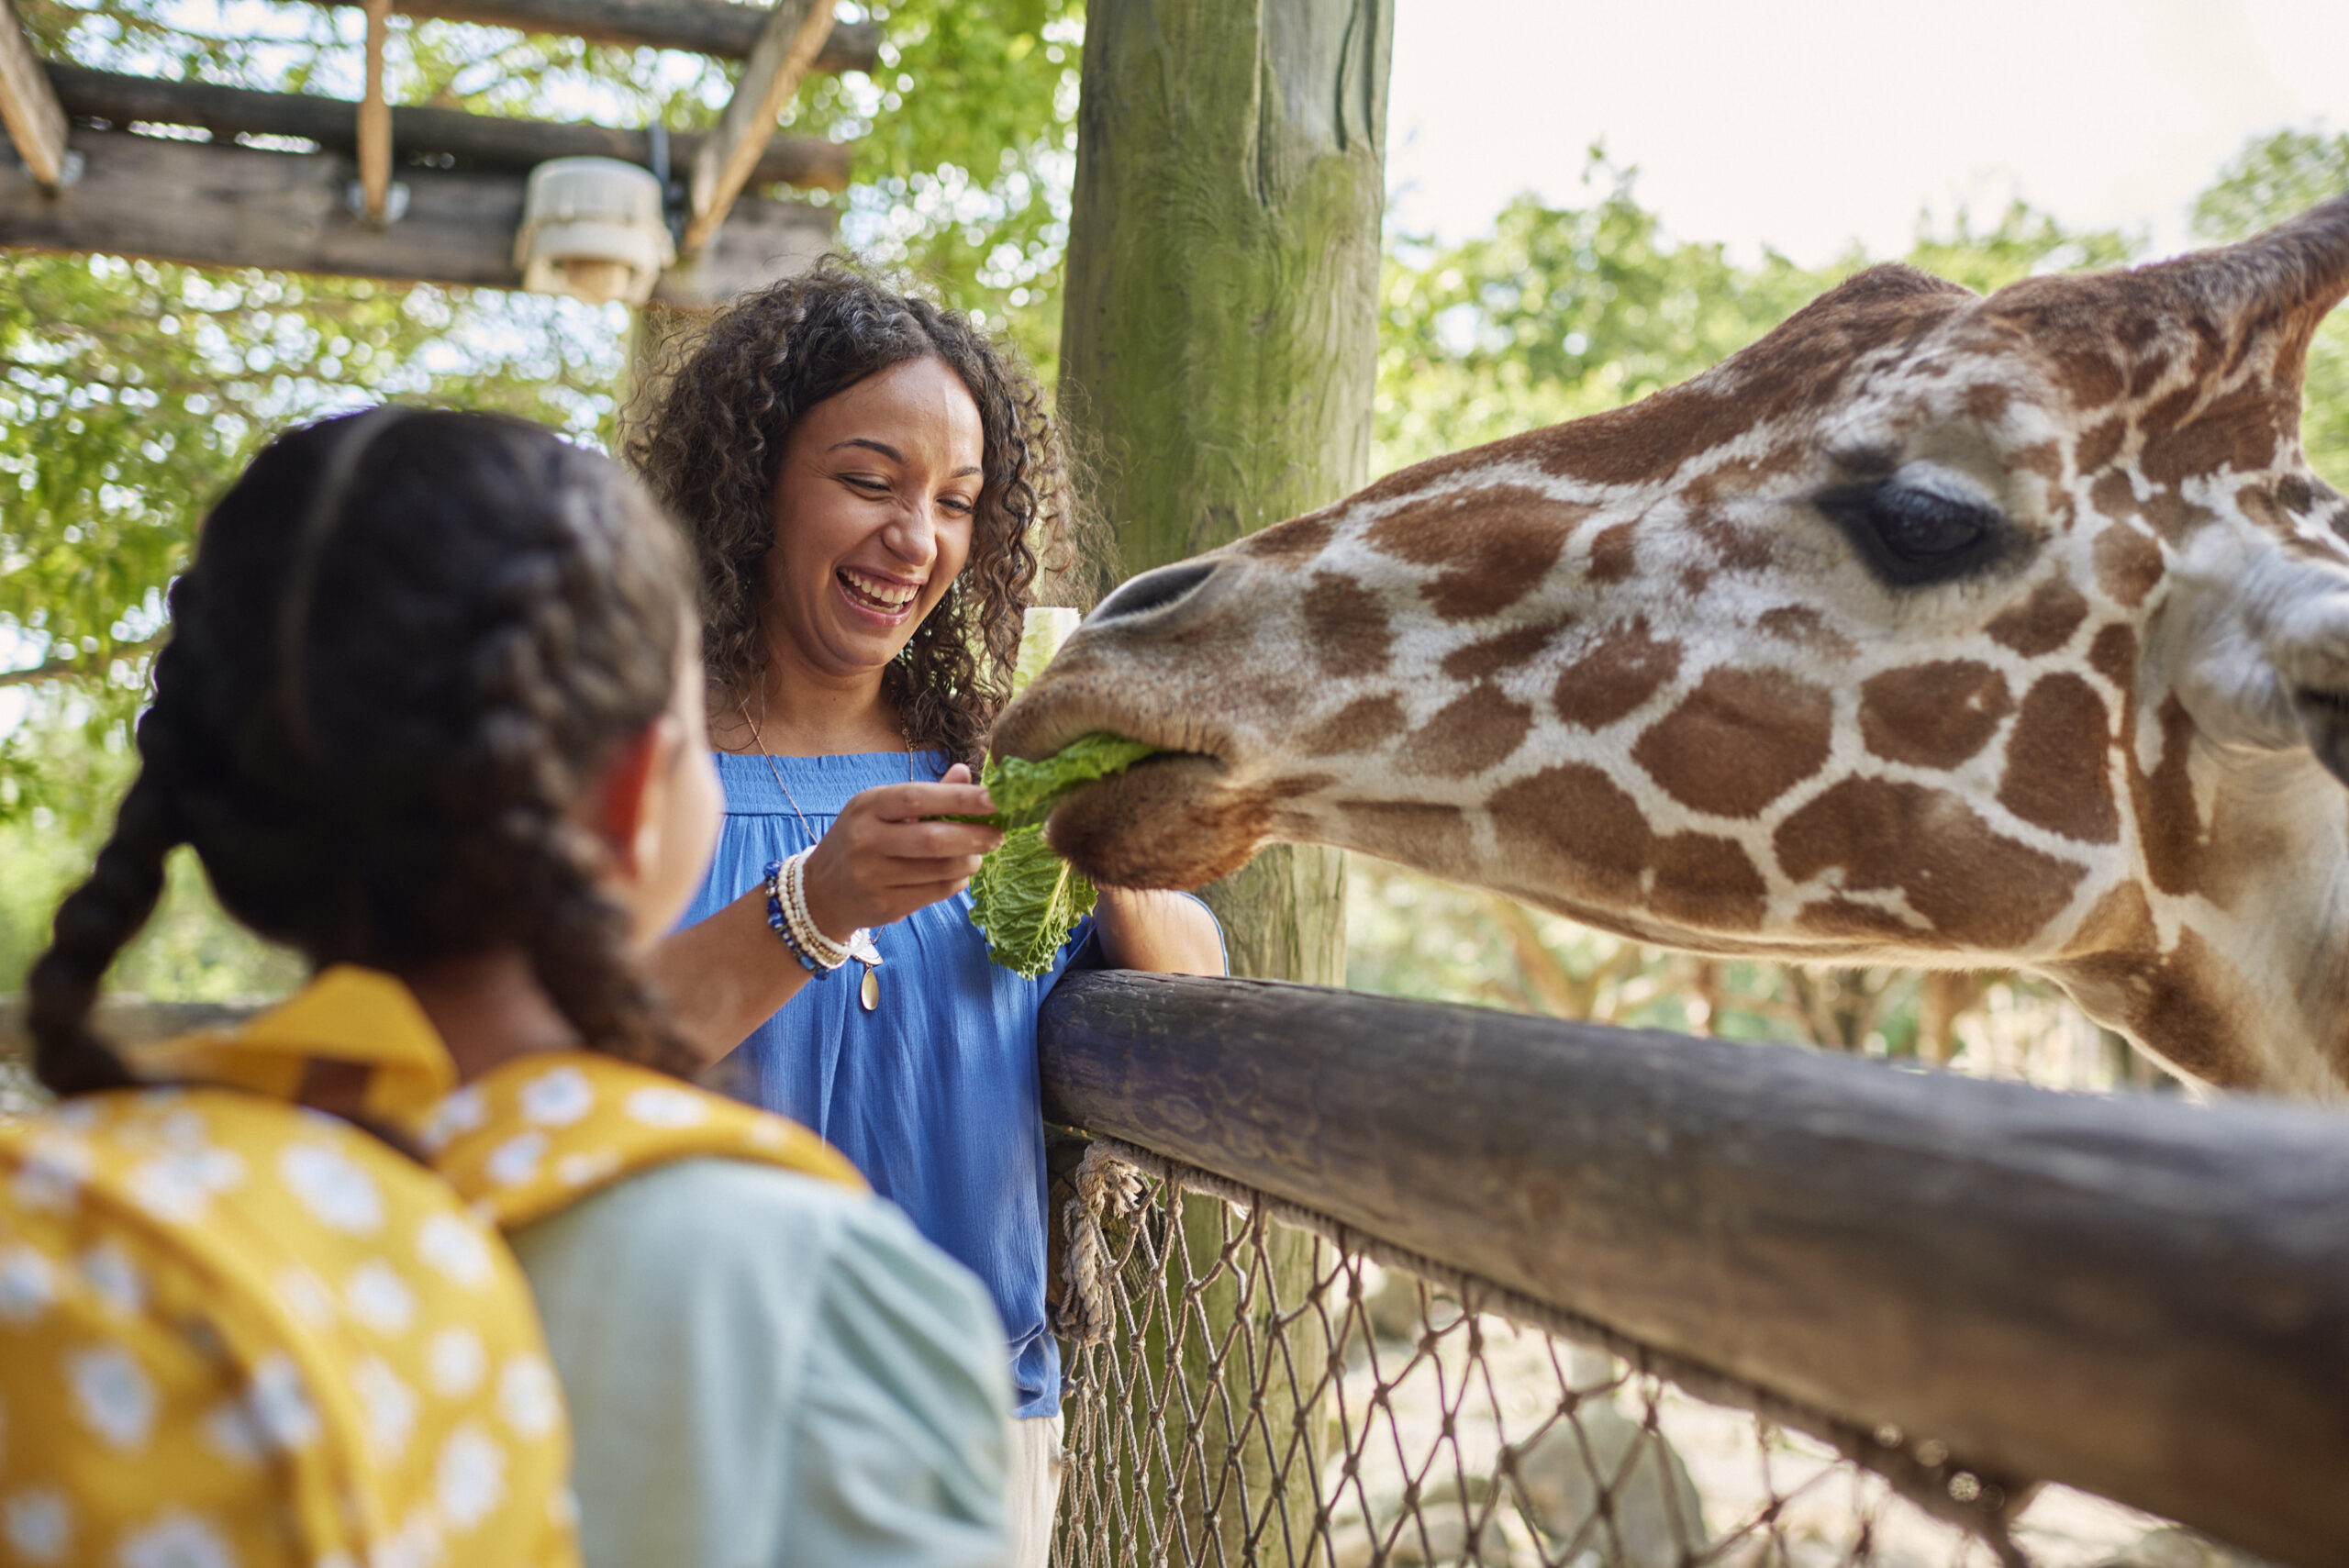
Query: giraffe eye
[{"left": 1818, "top": 482, "right": 2009, "bottom": 585}]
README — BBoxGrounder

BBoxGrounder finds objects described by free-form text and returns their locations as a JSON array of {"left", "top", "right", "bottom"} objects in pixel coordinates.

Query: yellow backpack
[{"left": 0, "top": 1070, "right": 576, "bottom": 1568}]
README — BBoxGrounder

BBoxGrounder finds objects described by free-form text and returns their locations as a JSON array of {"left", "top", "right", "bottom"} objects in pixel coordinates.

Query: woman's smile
[{"left": 837, "top": 565, "right": 925, "bottom": 620}]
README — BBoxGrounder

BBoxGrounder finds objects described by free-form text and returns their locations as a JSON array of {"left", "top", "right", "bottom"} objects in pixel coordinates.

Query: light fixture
[{"left": 513, "top": 157, "right": 675, "bottom": 306}]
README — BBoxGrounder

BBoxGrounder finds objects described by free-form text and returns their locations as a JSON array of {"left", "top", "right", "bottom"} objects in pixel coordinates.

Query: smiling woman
[{"left": 629, "top": 263, "right": 1225, "bottom": 1567}]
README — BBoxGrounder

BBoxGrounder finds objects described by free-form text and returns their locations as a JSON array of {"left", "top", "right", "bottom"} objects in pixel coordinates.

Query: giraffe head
[{"left": 1000, "top": 195, "right": 2349, "bottom": 1094}]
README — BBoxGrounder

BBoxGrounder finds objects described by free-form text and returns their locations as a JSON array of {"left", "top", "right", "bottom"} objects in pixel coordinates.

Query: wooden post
[
  {"left": 1054, "top": 0, "right": 1392, "bottom": 1558},
  {"left": 0, "top": 0, "right": 68, "bottom": 188},
  {"left": 680, "top": 0, "right": 834, "bottom": 256},
  {"left": 357, "top": 0, "right": 393, "bottom": 225}
]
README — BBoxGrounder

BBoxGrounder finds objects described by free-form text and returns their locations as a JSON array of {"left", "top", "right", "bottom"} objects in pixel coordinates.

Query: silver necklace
[{"left": 740, "top": 692, "right": 915, "bottom": 1012}]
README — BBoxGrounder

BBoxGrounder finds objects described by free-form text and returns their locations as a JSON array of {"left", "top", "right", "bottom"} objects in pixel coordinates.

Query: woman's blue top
[{"left": 684, "top": 750, "right": 1086, "bottom": 1419}]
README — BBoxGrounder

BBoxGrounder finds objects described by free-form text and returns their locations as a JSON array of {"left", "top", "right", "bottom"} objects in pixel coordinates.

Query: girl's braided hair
[
  {"left": 28, "top": 406, "right": 704, "bottom": 1095},
  {"left": 625, "top": 261, "right": 1088, "bottom": 767}
]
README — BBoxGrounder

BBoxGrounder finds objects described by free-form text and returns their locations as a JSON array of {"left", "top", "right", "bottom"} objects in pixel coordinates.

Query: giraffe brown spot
[
  {"left": 2087, "top": 623, "right": 2137, "bottom": 690},
  {"left": 1965, "top": 383, "right": 2013, "bottom": 424},
  {"left": 1986, "top": 579, "right": 2088, "bottom": 655},
  {"left": 1240, "top": 512, "right": 1336, "bottom": 562},
  {"left": 2124, "top": 349, "right": 2175, "bottom": 399},
  {"left": 1442, "top": 622, "right": 1566, "bottom": 683},
  {"left": 1486, "top": 764, "right": 1765, "bottom": 932},
  {"left": 1775, "top": 776, "right": 2085, "bottom": 947},
  {"left": 2074, "top": 416, "right": 2129, "bottom": 476},
  {"left": 1757, "top": 606, "right": 1856, "bottom": 658},
  {"left": 1586, "top": 522, "right": 1639, "bottom": 584},
  {"left": 2049, "top": 348, "right": 2126, "bottom": 408},
  {"left": 1680, "top": 567, "right": 1713, "bottom": 596},
  {"left": 1336, "top": 801, "right": 1474, "bottom": 869},
  {"left": 1631, "top": 667, "right": 1834, "bottom": 817},
  {"left": 1553, "top": 619, "right": 1684, "bottom": 729},
  {"left": 2092, "top": 523, "right": 2164, "bottom": 606},
  {"left": 2140, "top": 486, "right": 2215, "bottom": 541},
  {"left": 1403, "top": 684, "right": 1535, "bottom": 779},
  {"left": 2278, "top": 474, "right": 2317, "bottom": 516},
  {"left": 2126, "top": 695, "right": 2205, "bottom": 897},
  {"left": 2142, "top": 385, "right": 2285, "bottom": 489},
  {"left": 1693, "top": 514, "right": 1775, "bottom": 573},
  {"left": 1859, "top": 661, "right": 2013, "bottom": 768},
  {"left": 1490, "top": 763, "right": 1651, "bottom": 906},
  {"left": 1998, "top": 673, "right": 2119, "bottom": 843},
  {"left": 1298, "top": 695, "right": 1408, "bottom": 758},
  {"left": 1363, "top": 485, "right": 1582, "bottom": 621},
  {"left": 1648, "top": 833, "right": 1767, "bottom": 930},
  {"left": 2088, "top": 467, "right": 2138, "bottom": 522},
  {"left": 1301, "top": 572, "right": 1393, "bottom": 679}
]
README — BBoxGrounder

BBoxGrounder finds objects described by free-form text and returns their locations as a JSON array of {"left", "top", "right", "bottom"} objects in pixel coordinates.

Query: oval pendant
[{"left": 859, "top": 967, "right": 880, "bottom": 1012}]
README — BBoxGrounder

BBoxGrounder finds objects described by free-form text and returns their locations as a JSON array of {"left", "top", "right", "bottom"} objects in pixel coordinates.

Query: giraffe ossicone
[{"left": 999, "top": 194, "right": 2349, "bottom": 1099}]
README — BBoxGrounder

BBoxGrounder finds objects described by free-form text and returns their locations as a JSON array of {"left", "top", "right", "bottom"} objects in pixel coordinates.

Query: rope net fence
[{"left": 1046, "top": 1138, "right": 2222, "bottom": 1568}]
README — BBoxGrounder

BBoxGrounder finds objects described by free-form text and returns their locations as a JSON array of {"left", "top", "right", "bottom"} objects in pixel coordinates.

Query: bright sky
[{"left": 1386, "top": 0, "right": 2349, "bottom": 265}]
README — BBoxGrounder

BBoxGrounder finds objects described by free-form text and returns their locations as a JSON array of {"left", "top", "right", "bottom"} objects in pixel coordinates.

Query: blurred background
[{"left": 6, "top": 0, "right": 2346, "bottom": 1091}]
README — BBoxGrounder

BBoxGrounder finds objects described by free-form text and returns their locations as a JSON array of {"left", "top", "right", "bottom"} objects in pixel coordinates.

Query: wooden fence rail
[{"left": 1036, "top": 971, "right": 2349, "bottom": 1568}]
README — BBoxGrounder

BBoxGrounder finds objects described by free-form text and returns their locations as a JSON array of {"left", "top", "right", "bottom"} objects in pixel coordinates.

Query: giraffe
[{"left": 996, "top": 193, "right": 2349, "bottom": 1100}]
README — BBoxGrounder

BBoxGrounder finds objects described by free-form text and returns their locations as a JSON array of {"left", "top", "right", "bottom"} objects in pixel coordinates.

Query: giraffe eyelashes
[{"left": 1815, "top": 481, "right": 2014, "bottom": 587}]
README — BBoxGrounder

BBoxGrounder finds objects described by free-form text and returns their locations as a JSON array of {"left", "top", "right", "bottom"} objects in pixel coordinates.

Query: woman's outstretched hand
[{"left": 800, "top": 762, "right": 1003, "bottom": 940}]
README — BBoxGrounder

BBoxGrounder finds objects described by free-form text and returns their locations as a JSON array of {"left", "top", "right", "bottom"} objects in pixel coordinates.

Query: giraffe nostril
[{"left": 1091, "top": 561, "right": 1219, "bottom": 625}]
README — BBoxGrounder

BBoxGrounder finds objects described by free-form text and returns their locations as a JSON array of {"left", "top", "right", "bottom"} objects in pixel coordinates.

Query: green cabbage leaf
[{"left": 963, "top": 734, "right": 1156, "bottom": 977}]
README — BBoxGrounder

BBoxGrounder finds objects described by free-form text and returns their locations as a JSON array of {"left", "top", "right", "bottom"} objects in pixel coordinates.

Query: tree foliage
[{"left": 0, "top": 0, "right": 1084, "bottom": 995}]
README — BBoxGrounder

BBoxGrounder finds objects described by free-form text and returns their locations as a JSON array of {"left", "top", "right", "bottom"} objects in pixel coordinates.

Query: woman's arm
[
  {"left": 1090, "top": 887, "right": 1227, "bottom": 976},
  {"left": 651, "top": 887, "right": 816, "bottom": 1066},
  {"left": 652, "top": 767, "right": 1003, "bottom": 1064}
]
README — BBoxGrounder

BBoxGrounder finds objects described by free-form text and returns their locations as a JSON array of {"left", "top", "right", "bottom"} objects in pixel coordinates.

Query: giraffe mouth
[{"left": 1040, "top": 752, "right": 1264, "bottom": 890}]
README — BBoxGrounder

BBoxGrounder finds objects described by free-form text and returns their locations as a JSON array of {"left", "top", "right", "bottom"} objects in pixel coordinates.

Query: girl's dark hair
[
  {"left": 28, "top": 407, "right": 703, "bottom": 1095},
  {"left": 625, "top": 260, "right": 1086, "bottom": 767}
]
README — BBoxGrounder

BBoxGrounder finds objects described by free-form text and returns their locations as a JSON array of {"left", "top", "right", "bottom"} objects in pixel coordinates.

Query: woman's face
[{"left": 763, "top": 355, "right": 985, "bottom": 681}]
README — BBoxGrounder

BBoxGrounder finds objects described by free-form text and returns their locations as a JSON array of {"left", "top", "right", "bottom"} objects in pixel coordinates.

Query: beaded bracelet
[{"left": 764, "top": 854, "right": 847, "bottom": 974}]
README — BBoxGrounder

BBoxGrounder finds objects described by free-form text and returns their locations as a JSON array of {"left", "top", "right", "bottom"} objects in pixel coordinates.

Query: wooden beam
[
  {"left": 680, "top": 0, "right": 829, "bottom": 256},
  {"left": 48, "top": 64, "right": 852, "bottom": 191},
  {"left": 0, "top": 127, "right": 831, "bottom": 304},
  {"left": 1038, "top": 971, "right": 2349, "bottom": 1567},
  {"left": 0, "top": 0, "right": 68, "bottom": 187},
  {"left": 325, "top": 0, "right": 879, "bottom": 65},
  {"left": 358, "top": 0, "right": 393, "bottom": 222}
]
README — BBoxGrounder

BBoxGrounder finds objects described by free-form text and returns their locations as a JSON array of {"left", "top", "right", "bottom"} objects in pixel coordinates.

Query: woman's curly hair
[
  {"left": 27, "top": 407, "right": 707, "bottom": 1097},
  {"left": 625, "top": 261, "right": 1085, "bottom": 768}
]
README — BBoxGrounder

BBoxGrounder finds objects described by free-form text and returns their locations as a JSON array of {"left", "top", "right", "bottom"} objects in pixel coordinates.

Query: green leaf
[
  {"left": 960, "top": 730, "right": 1155, "bottom": 975},
  {"left": 965, "top": 824, "right": 1096, "bottom": 979},
  {"left": 970, "top": 732, "right": 1156, "bottom": 831}
]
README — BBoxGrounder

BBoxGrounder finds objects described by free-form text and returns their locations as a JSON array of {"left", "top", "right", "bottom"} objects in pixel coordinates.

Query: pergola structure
[{"left": 0, "top": 0, "right": 865, "bottom": 304}]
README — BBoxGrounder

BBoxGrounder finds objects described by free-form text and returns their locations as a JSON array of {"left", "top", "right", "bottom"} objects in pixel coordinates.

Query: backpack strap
[{"left": 413, "top": 1053, "right": 865, "bottom": 1230}]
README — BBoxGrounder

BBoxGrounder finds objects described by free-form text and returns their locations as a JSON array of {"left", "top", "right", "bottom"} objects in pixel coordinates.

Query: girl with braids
[
  {"left": 8, "top": 407, "right": 1015, "bottom": 1568},
  {"left": 639, "top": 264, "right": 1224, "bottom": 1563}
]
